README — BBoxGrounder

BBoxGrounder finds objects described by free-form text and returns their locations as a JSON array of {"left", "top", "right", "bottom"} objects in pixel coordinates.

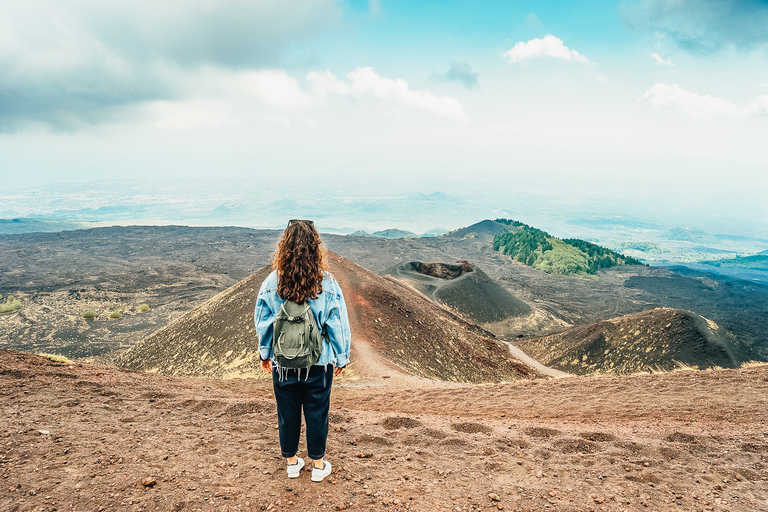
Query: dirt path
[
  {"left": 2, "top": 350, "right": 767, "bottom": 512},
  {"left": 503, "top": 342, "right": 571, "bottom": 379}
]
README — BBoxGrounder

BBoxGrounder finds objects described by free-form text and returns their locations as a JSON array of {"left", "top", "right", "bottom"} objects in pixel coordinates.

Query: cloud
[
  {"left": 650, "top": 52, "right": 673, "bottom": 66},
  {"left": 430, "top": 62, "right": 479, "bottom": 90},
  {"left": 307, "top": 67, "right": 467, "bottom": 121},
  {"left": 146, "top": 100, "right": 242, "bottom": 131},
  {"left": 619, "top": 0, "right": 768, "bottom": 53},
  {"left": 503, "top": 34, "right": 591, "bottom": 64},
  {"left": 345, "top": 67, "right": 468, "bottom": 121},
  {"left": 0, "top": 0, "right": 341, "bottom": 131},
  {"left": 524, "top": 13, "right": 542, "bottom": 29},
  {"left": 639, "top": 83, "right": 752, "bottom": 119},
  {"left": 751, "top": 95, "right": 768, "bottom": 116},
  {"left": 241, "top": 71, "right": 317, "bottom": 110}
]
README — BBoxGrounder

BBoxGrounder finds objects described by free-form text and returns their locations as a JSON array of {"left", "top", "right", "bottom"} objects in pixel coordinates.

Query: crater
[{"left": 411, "top": 261, "right": 473, "bottom": 280}]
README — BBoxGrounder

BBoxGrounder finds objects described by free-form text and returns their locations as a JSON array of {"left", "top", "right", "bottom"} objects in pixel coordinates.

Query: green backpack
[{"left": 272, "top": 301, "right": 326, "bottom": 368}]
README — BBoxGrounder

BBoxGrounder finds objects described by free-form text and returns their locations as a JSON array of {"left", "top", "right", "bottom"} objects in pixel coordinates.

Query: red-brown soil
[{"left": 2, "top": 350, "right": 767, "bottom": 512}]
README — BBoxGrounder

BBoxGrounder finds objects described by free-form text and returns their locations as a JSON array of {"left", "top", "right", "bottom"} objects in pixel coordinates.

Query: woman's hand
[
  {"left": 334, "top": 366, "right": 345, "bottom": 377},
  {"left": 261, "top": 359, "right": 272, "bottom": 373}
]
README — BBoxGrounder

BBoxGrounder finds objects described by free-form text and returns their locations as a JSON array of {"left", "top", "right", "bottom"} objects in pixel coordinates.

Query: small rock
[
  {"left": 488, "top": 493, "right": 500, "bottom": 502},
  {"left": 141, "top": 477, "right": 157, "bottom": 488},
  {"left": 594, "top": 496, "right": 605, "bottom": 504},
  {"left": 38, "top": 430, "right": 50, "bottom": 436},
  {"left": 356, "top": 452, "right": 373, "bottom": 458},
  {"left": 549, "top": 491, "right": 557, "bottom": 497},
  {"left": 536, "top": 471, "right": 543, "bottom": 478}
]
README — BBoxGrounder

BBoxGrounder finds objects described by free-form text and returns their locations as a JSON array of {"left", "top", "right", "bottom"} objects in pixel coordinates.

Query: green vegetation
[
  {"left": 139, "top": 304, "right": 150, "bottom": 312},
  {"left": 0, "top": 295, "right": 23, "bottom": 314},
  {"left": 493, "top": 218, "right": 528, "bottom": 229},
  {"left": 109, "top": 311, "right": 122, "bottom": 319},
  {"left": 83, "top": 310, "right": 97, "bottom": 319},
  {"left": 38, "top": 353, "right": 72, "bottom": 364},
  {"left": 701, "top": 254, "right": 768, "bottom": 271},
  {"left": 493, "top": 220, "right": 644, "bottom": 276}
]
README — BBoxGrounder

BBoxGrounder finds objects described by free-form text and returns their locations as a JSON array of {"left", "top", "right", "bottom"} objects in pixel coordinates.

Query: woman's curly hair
[{"left": 273, "top": 220, "right": 328, "bottom": 303}]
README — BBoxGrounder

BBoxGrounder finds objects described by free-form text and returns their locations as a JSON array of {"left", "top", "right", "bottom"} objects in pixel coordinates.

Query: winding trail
[{"left": 504, "top": 341, "right": 572, "bottom": 378}]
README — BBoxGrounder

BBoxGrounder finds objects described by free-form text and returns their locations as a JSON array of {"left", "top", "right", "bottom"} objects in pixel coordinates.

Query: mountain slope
[
  {"left": 389, "top": 260, "right": 531, "bottom": 323},
  {"left": 515, "top": 307, "right": 754, "bottom": 376},
  {"left": 116, "top": 252, "right": 542, "bottom": 383}
]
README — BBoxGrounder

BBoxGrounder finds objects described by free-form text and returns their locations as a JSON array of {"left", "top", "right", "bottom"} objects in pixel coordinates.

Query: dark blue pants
[{"left": 272, "top": 365, "right": 333, "bottom": 460}]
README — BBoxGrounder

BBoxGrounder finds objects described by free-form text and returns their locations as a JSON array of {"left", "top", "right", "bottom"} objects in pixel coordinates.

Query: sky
[{"left": 0, "top": 0, "right": 767, "bottom": 226}]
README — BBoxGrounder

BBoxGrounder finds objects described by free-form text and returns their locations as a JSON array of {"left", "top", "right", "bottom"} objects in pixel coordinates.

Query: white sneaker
[
  {"left": 311, "top": 461, "right": 332, "bottom": 482},
  {"left": 287, "top": 457, "right": 304, "bottom": 478}
]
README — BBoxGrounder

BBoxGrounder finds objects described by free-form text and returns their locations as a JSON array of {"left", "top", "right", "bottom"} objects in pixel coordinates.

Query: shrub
[
  {"left": 83, "top": 310, "right": 97, "bottom": 320},
  {"left": 119, "top": 305, "right": 127, "bottom": 312},
  {"left": 139, "top": 304, "right": 150, "bottom": 312},
  {"left": 38, "top": 353, "right": 72, "bottom": 364},
  {"left": 109, "top": 311, "right": 122, "bottom": 320},
  {"left": 0, "top": 296, "right": 23, "bottom": 314}
]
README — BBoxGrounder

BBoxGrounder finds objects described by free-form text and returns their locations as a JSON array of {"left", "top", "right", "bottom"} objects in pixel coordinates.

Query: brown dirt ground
[{"left": 2, "top": 350, "right": 767, "bottom": 512}]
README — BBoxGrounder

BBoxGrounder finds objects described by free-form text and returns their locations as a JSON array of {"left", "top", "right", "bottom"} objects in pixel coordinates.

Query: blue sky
[{"left": 0, "top": 0, "right": 767, "bottom": 230}]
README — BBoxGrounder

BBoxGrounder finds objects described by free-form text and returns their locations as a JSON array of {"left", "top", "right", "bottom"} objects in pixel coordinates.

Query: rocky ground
[{"left": 2, "top": 350, "right": 767, "bottom": 512}]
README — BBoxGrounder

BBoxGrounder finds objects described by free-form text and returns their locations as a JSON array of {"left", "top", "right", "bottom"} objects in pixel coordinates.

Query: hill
[
  {"left": 389, "top": 260, "right": 531, "bottom": 323},
  {"left": 3, "top": 349, "right": 768, "bottom": 511},
  {"left": 372, "top": 229, "right": 419, "bottom": 239},
  {"left": 515, "top": 307, "right": 754, "bottom": 376},
  {"left": 115, "top": 252, "right": 542, "bottom": 383},
  {"left": 701, "top": 254, "right": 768, "bottom": 271},
  {"left": 445, "top": 219, "right": 512, "bottom": 239},
  {"left": 493, "top": 220, "right": 644, "bottom": 276},
  {"left": 346, "top": 229, "right": 420, "bottom": 239}
]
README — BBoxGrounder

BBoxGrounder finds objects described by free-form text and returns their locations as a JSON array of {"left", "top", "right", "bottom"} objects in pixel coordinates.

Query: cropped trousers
[{"left": 272, "top": 364, "right": 334, "bottom": 460}]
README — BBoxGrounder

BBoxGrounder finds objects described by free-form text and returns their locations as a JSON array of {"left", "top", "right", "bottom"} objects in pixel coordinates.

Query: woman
[{"left": 255, "top": 219, "right": 351, "bottom": 482}]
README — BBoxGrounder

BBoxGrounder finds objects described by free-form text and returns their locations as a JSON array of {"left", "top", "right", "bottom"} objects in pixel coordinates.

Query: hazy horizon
[{"left": 1, "top": 1, "right": 767, "bottom": 246}]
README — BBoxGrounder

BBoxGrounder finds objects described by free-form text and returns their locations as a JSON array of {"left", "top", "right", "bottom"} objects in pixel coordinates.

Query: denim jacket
[{"left": 255, "top": 270, "right": 351, "bottom": 368}]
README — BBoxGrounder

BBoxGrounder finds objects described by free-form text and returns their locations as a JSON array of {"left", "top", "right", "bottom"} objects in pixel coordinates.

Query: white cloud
[
  {"left": 750, "top": 95, "right": 768, "bottom": 116},
  {"left": 346, "top": 67, "right": 467, "bottom": 121},
  {"left": 639, "top": 83, "right": 752, "bottom": 119},
  {"left": 308, "top": 67, "right": 467, "bottom": 121},
  {"left": 650, "top": 52, "right": 674, "bottom": 66},
  {"left": 524, "top": 13, "right": 542, "bottom": 29},
  {"left": 595, "top": 74, "right": 607, "bottom": 83},
  {"left": 147, "top": 100, "right": 241, "bottom": 131},
  {"left": 307, "top": 70, "right": 352, "bottom": 97},
  {"left": 147, "top": 66, "right": 468, "bottom": 129},
  {"left": 243, "top": 71, "right": 317, "bottom": 110},
  {"left": 0, "top": 0, "right": 342, "bottom": 130},
  {"left": 503, "top": 34, "right": 591, "bottom": 64}
]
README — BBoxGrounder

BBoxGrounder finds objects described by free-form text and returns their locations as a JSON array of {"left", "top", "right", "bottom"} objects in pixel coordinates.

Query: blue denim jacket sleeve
[
  {"left": 254, "top": 270, "right": 351, "bottom": 367},
  {"left": 319, "top": 274, "right": 351, "bottom": 367},
  {"left": 255, "top": 270, "right": 280, "bottom": 362}
]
